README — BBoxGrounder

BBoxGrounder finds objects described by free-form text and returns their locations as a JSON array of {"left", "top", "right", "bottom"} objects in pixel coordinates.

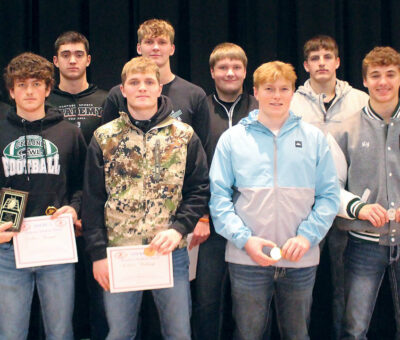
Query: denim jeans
[
  {"left": 319, "top": 225, "right": 348, "bottom": 340},
  {"left": 104, "top": 247, "right": 191, "bottom": 340},
  {"left": 192, "top": 232, "right": 228, "bottom": 340},
  {"left": 341, "top": 236, "right": 400, "bottom": 340},
  {"left": 0, "top": 243, "right": 74, "bottom": 340},
  {"left": 229, "top": 262, "right": 317, "bottom": 340}
]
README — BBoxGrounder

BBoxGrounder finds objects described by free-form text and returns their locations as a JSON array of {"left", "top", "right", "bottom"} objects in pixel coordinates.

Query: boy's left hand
[
  {"left": 281, "top": 235, "right": 310, "bottom": 262},
  {"left": 150, "top": 229, "right": 182, "bottom": 255}
]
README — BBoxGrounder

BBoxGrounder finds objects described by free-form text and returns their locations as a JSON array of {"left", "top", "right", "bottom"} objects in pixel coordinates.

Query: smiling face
[
  {"left": 53, "top": 42, "right": 91, "bottom": 81},
  {"left": 304, "top": 48, "right": 340, "bottom": 84},
  {"left": 137, "top": 35, "right": 175, "bottom": 69},
  {"left": 10, "top": 78, "right": 50, "bottom": 120},
  {"left": 120, "top": 72, "right": 162, "bottom": 119},
  {"left": 254, "top": 77, "right": 294, "bottom": 121},
  {"left": 363, "top": 64, "right": 400, "bottom": 106},
  {"left": 211, "top": 57, "right": 246, "bottom": 100}
]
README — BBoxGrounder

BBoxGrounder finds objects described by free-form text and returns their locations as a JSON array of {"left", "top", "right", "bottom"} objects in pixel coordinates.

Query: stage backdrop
[{"left": 1, "top": 0, "right": 400, "bottom": 102}]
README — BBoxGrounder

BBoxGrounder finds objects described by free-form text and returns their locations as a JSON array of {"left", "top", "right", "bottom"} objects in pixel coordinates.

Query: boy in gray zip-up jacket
[
  {"left": 290, "top": 35, "right": 369, "bottom": 340},
  {"left": 332, "top": 46, "right": 400, "bottom": 340}
]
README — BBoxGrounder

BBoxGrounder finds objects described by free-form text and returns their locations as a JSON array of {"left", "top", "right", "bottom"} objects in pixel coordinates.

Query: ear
[
  {"left": 169, "top": 44, "right": 175, "bottom": 56},
  {"left": 86, "top": 54, "right": 92, "bottom": 67},
  {"left": 53, "top": 56, "right": 59, "bottom": 68},
  {"left": 303, "top": 60, "right": 310, "bottom": 73},
  {"left": 137, "top": 43, "right": 142, "bottom": 56},
  {"left": 9, "top": 88, "right": 15, "bottom": 100},
  {"left": 335, "top": 57, "right": 340, "bottom": 70},
  {"left": 253, "top": 86, "right": 259, "bottom": 100},
  {"left": 210, "top": 67, "right": 215, "bottom": 79},
  {"left": 45, "top": 85, "right": 51, "bottom": 98},
  {"left": 120, "top": 84, "right": 127, "bottom": 98},
  {"left": 363, "top": 77, "right": 368, "bottom": 88}
]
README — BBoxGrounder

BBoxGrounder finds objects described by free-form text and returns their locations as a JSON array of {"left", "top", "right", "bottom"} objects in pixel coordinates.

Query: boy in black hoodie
[
  {"left": 47, "top": 30, "right": 108, "bottom": 340},
  {"left": 83, "top": 56, "right": 209, "bottom": 339},
  {"left": 0, "top": 52, "right": 86, "bottom": 339}
]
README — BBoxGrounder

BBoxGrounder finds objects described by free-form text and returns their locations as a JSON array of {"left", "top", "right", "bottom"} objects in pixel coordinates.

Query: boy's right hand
[
  {"left": 93, "top": 258, "right": 110, "bottom": 291},
  {"left": 244, "top": 236, "right": 279, "bottom": 267},
  {"left": 0, "top": 222, "right": 15, "bottom": 243}
]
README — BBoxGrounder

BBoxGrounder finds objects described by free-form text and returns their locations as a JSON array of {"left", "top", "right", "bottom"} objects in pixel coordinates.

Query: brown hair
[
  {"left": 121, "top": 56, "right": 160, "bottom": 84},
  {"left": 54, "top": 31, "right": 89, "bottom": 55},
  {"left": 362, "top": 46, "right": 400, "bottom": 79},
  {"left": 303, "top": 35, "right": 338, "bottom": 61},
  {"left": 253, "top": 61, "right": 297, "bottom": 89},
  {"left": 209, "top": 42, "right": 248, "bottom": 69},
  {"left": 137, "top": 19, "right": 175, "bottom": 44},
  {"left": 4, "top": 52, "right": 54, "bottom": 90}
]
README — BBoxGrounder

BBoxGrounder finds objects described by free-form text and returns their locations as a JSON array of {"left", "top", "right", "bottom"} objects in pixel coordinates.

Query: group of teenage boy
[{"left": 0, "top": 17, "right": 399, "bottom": 340}]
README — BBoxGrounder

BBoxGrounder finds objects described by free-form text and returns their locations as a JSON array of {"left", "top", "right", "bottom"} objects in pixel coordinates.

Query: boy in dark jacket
[{"left": 0, "top": 52, "right": 86, "bottom": 339}]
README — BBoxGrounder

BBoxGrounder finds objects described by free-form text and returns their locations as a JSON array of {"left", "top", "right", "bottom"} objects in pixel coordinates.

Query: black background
[{"left": 1, "top": 0, "right": 400, "bottom": 101}]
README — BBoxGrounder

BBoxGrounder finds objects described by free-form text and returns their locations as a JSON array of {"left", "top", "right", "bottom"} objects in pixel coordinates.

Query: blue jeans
[
  {"left": 341, "top": 236, "right": 400, "bottom": 340},
  {"left": 104, "top": 247, "right": 191, "bottom": 340},
  {"left": 192, "top": 232, "right": 228, "bottom": 340},
  {"left": 229, "top": 263, "right": 317, "bottom": 340},
  {"left": 319, "top": 225, "right": 348, "bottom": 340},
  {"left": 0, "top": 243, "right": 74, "bottom": 340}
]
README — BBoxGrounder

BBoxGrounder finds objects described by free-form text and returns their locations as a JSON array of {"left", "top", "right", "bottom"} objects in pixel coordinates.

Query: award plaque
[{"left": 0, "top": 188, "right": 29, "bottom": 232}]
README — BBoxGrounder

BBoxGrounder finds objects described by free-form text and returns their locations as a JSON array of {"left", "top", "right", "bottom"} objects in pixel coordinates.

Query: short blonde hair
[
  {"left": 209, "top": 42, "right": 248, "bottom": 69},
  {"left": 137, "top": 19, "right": 175, "bottom": 44},
  {"left": 121, "top": 57, "right": 160, "bottom": 84},
  {"left": 362, "top": 46, "right": 400, "bottom": 79},
  {"left": 253, "top": 61, "right": 297, "bottom": 89}
]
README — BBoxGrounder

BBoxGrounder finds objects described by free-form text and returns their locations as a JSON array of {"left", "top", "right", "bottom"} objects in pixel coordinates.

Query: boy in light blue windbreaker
[{"left": 209, "top": 61, "right": 340, "bottom": 340}]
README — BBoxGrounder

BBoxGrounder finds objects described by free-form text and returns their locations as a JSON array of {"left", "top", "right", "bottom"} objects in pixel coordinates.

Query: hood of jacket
[
  {"left": 7, "top": 105, "right": 64, "bottom": 130},
  {"left": 295, "top": 79, "right": 353, "bottom": 103},
  {"left": 51, "top": 83, "right": 99, "bottom": 99},
  {"left": 240, "top": 109, "right": 301, "bottom": 136}
]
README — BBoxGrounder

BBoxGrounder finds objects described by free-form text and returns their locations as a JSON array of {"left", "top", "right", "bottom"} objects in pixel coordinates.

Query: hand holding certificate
[
  {"left": 107, "top": 245, "right": 173, "bottom": 293},
  {"left": 13, "top": 214, "right": 78, "bottom": 268}
]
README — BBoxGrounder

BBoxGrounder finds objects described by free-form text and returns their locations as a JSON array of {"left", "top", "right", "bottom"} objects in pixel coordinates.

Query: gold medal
[
  {"left": 144, "top": 246, "right": 156, "bottom": 257},
  {"left": 45, "top": 206, "right": 57, "bottom": 216}
]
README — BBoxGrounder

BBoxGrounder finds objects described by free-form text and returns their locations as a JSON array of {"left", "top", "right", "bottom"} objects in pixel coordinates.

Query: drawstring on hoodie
[
  {"left": 39, "top": 120, "right": 49, "bottom": 174},
  {"left": 22, "top": 120, "right": 30, "bottom": 181}
]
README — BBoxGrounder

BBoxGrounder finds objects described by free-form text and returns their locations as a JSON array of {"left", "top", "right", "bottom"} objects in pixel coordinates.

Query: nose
[
  {"left": 273, "top": 89, "right": 281, "bottom": 98},
  {"left": 153, "top": 42, "right": 159, "bottom": 50},
  {"left": 378, "top": 76, "right": 388, "bottom": 85},
  {"left": 70, "top": 55, "right": 77, "bottom": 63},
  {"left": 138, "top": 82, "right": 146, "bottom": 91},
  {"left": 227, "top": 68, "right": 234, "bottom": 76}
]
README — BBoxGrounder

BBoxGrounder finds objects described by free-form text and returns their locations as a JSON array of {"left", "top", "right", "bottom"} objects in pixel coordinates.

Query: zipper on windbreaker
[
  {"left": 273, "top": 136, "right": 278, "bottom": 188},
  {"left": 213, "top": 94, "right": 242, "bottom": 128}
]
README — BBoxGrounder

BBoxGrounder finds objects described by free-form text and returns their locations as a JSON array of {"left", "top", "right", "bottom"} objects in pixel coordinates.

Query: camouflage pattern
[{"left": 94, "top": 111, "right": 194, "bottom": 248}]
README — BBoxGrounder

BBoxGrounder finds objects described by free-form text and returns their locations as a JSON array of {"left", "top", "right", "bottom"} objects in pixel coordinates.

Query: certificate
[
  {"left": 13, "top": 214, "right": 78, "bottom": 269},
  {"left": 107, "top": 245, "right": 173, "bottom": 293}
]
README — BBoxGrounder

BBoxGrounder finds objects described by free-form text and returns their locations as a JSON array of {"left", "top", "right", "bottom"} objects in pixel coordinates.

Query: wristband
[{"left": 199, "top": 217, "right": 209, "bottom": 223}]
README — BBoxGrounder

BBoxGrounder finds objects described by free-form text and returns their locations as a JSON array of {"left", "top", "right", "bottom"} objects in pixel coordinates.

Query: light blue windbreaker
[{"left": 209, "top": 110, "right": 340, "bottom": 267}]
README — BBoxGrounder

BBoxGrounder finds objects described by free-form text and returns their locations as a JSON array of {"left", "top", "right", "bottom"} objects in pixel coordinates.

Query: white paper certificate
[
  {"left": 107, "top": 245, "right": 174, "bottom": 293},
  {"left": 13, "top": 214, "right": 78, "bottom": 269}
]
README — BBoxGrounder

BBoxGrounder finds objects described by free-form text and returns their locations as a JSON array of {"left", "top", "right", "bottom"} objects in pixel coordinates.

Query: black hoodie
[
  {"left": 47, "top": 84, "right": 107, "bottom": 145},
  {"left": 83, "top": 95, "right": 209, "bottom": 261},
  {"left": 0, "top": 107, "right": 87, "bottom": 218}
]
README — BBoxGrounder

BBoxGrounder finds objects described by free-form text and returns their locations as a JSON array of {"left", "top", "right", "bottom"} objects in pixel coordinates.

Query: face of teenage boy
[
  {"left": 137, "top": 35, "right": 175, "bottom": 68},
  {"left": 304, "top": 48, "right": 340, "bottom": 84},
  {"left": 120, "top": 72, "right": 162, "bottom": 117},
  {"left": 211, "top": 58, "right": 246, "bottom": 98},
  {"left": 363, "top": 64, "right": 400, "bottom": 106},
  {"left": 254, "top": 78, "right": 294, "bottom": 120},
  {"left": 53, "top": 42, "right": 91, "bottom": 81},
  {"left": 10, "top": 78, "right": 50, "bottom": 119}
]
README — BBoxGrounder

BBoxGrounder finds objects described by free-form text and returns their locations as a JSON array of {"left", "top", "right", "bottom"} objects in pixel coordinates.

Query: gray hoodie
[{"left": 290, "top": 79, "right": 369, "bottom": 134}]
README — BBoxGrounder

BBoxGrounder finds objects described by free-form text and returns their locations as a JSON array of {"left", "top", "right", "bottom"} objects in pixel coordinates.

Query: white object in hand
[
  {"left": 270, "top": 247, "right": 282, "bottom": 260},
  {"left": 388, "top": 208, "right": 396, "bottom": 221}
]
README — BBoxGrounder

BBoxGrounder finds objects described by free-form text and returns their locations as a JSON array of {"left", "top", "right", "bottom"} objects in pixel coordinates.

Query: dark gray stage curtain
[{"left": 1, "top": 0, "right": 400, "bottom": 101}]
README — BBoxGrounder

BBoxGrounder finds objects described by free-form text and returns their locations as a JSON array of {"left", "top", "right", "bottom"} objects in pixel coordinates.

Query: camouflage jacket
[{"left": 94, "top": 111, "right": 193, "bottom": 248}]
